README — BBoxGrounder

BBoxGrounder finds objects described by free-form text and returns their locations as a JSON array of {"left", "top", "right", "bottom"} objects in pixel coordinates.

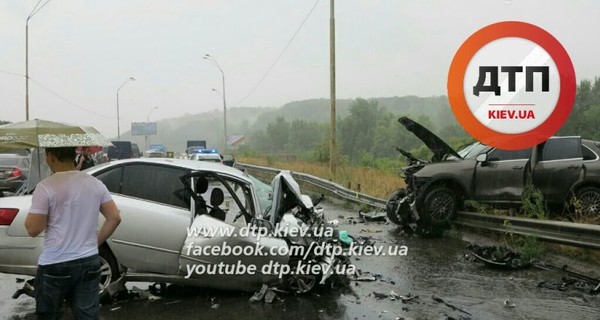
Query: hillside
[{"left": 119, "top": 96, "right": 458, "bottom": 153}]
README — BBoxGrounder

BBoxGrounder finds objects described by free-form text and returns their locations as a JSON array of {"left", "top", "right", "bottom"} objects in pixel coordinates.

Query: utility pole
[
  {"left": 329, "top": 0, "right": 337, "bottom": 175},
  {"left": 25, "top": 0, "right": 53, "bottom": 120}
]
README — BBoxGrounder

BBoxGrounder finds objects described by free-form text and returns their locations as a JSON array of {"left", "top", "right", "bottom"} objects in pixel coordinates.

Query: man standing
[
  {"left": 75, "top": 147, "right": 95, "bottom": 171},
  {"left": 25, "top": 147, "right": 121, "bottom": 319}
]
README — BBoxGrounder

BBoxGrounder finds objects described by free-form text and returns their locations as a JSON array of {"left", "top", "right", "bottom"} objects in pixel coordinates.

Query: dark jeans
[{"left": 35, "top": 254, "right": 101, "bottom": 320}]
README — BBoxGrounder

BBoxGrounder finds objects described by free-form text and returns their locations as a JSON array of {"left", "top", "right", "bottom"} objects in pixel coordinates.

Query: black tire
[
  {"left": 417, "top": 186, "right": 458, "bottom": 236},
  {"left": 575, "top": 186, "right": 600, "bottom": 217},
  {"left": 385, "top": 189, "right": 407, "bottom": 225},
  {"left": 99, "top": 245, "right": 120, "bottom": 293}
]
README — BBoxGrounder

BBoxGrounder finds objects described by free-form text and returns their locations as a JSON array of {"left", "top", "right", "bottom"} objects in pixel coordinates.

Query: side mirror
[{"left": 475, "top": 153, "right": 488, "bottom": 163}]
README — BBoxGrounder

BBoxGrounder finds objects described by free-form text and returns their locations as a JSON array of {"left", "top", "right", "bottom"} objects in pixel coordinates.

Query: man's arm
[
  {"left": 98, "top": 200, "right": 121, "bottom": 245},
  {"left": 75, "top": 156, "right": 84, "bottom": 170},
  {"left": 25, "top": 213, "right": 47, "bottom": 237}
]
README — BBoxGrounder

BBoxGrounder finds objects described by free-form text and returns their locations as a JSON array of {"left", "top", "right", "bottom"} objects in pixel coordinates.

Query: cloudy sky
[{"left": 1, "top": 0, "right": 598, "bottom": 138}]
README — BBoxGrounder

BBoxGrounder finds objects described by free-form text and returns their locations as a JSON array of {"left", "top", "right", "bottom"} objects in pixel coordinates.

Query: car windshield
[{"left": 456, "top": 142, "right": 489, "bottom": 159}]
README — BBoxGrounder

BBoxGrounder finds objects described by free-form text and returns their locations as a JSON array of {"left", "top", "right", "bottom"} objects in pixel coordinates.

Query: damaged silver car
[
  {"left": 387, "top": 117, "right": 600, "bottom": 235},
  {"left": 0, "top": 158, "right": 349, "bottom": 298}
]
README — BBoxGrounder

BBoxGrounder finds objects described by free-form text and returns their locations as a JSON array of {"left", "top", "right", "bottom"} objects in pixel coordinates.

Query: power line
[
  {"left": 1, "top": 70, "right": 117, "bottom": 119},
  {"left": 28, "top": 78, "right": 116, "bottom": 120},
  {"left": 0, "top": 70, "right": 24, "bottom": 77},
  {"left": 1, "top": 70, "right": 123, "bottom": 120},
  {"left": 28, "top": 0, "right": 53, "bottom": 19},
  {"left": 233, "top": 0, "right": 321, "bottom": 107}
]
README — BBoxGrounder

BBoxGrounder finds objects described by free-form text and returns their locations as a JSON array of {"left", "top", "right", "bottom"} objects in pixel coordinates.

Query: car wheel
[
  {"left": 99, "top": 246, "right": 120, "bottom": 293},
  {"left": 287, "top": 273, "right": 317, "bottom": 294},
  {"left": 422, "top": 186, "right": 458, "bottom": 224},
  {"left": 385, "top": 189, "right": 407, "bottom": 225},
  {"left": 575, "top": 187, "right": 600, "bottom": 217}
]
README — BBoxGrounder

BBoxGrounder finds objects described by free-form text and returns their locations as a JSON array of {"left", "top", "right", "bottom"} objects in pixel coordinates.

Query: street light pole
[
  {"left": 145, "top": 107, "right": 158, "bottom": 151},
  {"left": 25, "top": 0, "right": 53, "bottom": 121},
  {"left": 116, "top": 77, "right": 135, "bottom": 139},
  {"left": 204, "top": 54, "right": 227, "bottom": 151}
]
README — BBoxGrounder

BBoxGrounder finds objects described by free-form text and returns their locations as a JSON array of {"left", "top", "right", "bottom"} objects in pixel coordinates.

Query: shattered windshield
[
  {"left": 245, "top": 173, "right": 272, "bottom": 215},
  {"left": 455, "top": 142, "right": 490, "bottom": 160}
]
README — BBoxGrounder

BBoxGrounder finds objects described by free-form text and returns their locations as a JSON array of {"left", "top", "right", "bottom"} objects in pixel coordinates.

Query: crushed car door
[
  {"left": 178, "top": 173, "right": 289, "bottom": 289},
  {"left": 532, "top": 137, "right": 583, "bottom": 203}
]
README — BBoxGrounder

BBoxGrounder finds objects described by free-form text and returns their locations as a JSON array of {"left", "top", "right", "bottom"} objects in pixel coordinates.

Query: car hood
[{"left": 398, "top": 117, "right": 462, "bottom": 162}]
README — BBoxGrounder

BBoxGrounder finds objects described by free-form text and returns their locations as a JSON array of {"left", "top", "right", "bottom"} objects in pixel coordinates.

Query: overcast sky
[{"left": 1, "top": 0, "right": 599, "bottom": 138}]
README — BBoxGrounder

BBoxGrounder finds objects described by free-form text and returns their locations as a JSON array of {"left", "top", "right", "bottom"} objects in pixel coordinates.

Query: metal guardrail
[
  {"left": 456, "top": 212, "right": 600, "bottom": 250},
  {"left": 238, "top": 163, "right": 386, "bottom": 208},
  {"left": 238, "top": 162, "right": 600, "bottom": 250}
]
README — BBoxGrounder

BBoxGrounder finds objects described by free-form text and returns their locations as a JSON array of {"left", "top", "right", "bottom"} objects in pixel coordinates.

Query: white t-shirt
[{"left": 29, "top": 170, "right": 112, "bottom": 265}]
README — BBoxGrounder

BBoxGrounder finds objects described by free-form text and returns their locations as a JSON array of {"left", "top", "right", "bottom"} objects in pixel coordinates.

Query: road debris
[
  {"left": 210, "top": 297, "right": 219, "bottom": 309},
  {"left": 264, "top": 290, "right": 277, "bottom": 304},
  {"left": 131, "top": 286, "right": 162, "bottom": 301},
  {"left": 503, "top": 299, "right": 516, "bottom": 308},
  {"left": 358, "top": 210, "right": 387, "bottom": 222},
  {"left": 532, "top": 262, "right": 600, "bottom": 295},
  {"left": 360, "top": 228, "right": 383, "bottom": 233},
  {"left": 467, "top": 244, "right": 529, "bottom": 269},
  {"left": 354, "top": 270, "right": 378, "bottom": 282},
  {"left": 432, "top": 295, "right": 471, "bottom": 316},
  {"left": 12, "top": 278, "right": 34, "bottom": 299},
  {"left": 249, "top": 284, "right": 269, "bottom": 303}
]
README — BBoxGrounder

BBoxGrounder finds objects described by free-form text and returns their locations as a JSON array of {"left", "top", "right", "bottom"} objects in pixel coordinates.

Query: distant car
[
  {"left": 131, "top": 143, "right": 142, "bottom": 158},
  {"left": 386, "top": 116, "right": 600, "bottom": 234},
  {"left": 143, "top": 149, "right": 166, "bottom": 158},
  {"left": 107, "top": 141, "right": 134, "bottom": 160},
  {"left": 221, "top": 154, "right": 236, "bottom": 167},
  {"left": 190, "top": 152, "right": 223, "bottom": 164},
  {"left": 0, "top": 154, "right": 30, "bottom": 195}
]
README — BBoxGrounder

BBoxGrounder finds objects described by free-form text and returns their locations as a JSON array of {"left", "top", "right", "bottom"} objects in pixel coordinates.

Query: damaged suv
[{"left": 386, "top": 117, "right": 600, "bottom": 234}]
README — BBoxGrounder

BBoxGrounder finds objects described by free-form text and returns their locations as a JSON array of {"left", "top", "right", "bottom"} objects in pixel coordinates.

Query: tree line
[{"left": 241, "top": 78, "right": 600, "bottom": 172}]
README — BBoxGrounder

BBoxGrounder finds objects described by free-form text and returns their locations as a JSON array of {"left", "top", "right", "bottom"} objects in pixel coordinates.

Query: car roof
[{"left": 87, "top": 158, "right": 251, "bottom": 183}]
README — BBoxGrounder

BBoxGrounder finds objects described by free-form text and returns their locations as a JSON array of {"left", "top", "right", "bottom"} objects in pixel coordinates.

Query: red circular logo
[{"left": 447, "top": 21, "right": 576, "bottom": 150}]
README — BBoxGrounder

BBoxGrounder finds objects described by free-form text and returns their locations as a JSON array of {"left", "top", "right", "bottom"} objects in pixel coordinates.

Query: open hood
[{"left": 398, "top": 117, "right": 462, "bottom": 162}]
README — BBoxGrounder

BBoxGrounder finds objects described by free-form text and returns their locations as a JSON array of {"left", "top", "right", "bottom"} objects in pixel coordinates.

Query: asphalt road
[{"left": 1, "top": 201, "right": 599, "bottom": 320}]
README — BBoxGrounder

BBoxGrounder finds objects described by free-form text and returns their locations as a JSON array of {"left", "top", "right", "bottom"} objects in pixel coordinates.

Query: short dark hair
[{"left": 46, "top": 147, "right": 76, "bottom": 163}]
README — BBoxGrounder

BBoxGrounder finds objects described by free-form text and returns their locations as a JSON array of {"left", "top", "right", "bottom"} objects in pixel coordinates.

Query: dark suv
[{"left": 386, "top": 117, "right": 600, "bottom": 234}]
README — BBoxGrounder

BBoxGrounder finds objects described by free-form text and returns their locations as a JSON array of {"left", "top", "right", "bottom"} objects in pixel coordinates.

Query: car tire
[
  {"left": 575, "top": 186, "right": 600, "bottom": 217},
  {"left": 286, "top": 273, "right": 318, "bottom": 294},
  {"left": 99, "top": 245, "right": 120, "bottom": 294},
  {"left": 418, "top": 186, "right": 458, "bottom": 236},
  {"left": 385, "top": 189, "right": 407, "bottom": 225}
]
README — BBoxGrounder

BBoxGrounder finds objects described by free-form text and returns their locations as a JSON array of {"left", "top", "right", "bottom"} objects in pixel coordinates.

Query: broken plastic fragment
[
  {"left": 504, "top": 299, "right": 516, "bottom": 308},
  {"left": 338, "top": 230, "right": 353, "bottom": 245},
  {"left": 249, "top": 284, "right": 269, "bottom": 303},
  {"left": 264, "top": 290, "right": 276, "bottom": 304}
]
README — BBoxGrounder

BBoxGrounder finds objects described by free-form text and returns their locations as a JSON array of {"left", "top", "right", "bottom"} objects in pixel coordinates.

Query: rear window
[{"left": 541, "top": 137, "right": 582, "bottom": 161}]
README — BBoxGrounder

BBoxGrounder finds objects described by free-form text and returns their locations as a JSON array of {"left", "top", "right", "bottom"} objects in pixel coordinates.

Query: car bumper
[{"left": 0, "top": 179, "right": 26, "bottom": 193}]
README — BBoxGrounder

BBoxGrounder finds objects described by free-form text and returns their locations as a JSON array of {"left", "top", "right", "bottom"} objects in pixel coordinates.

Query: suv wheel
[
  {"left": 422, "top": 186, "right": 458, "bottom": 225},
  {"left": 576, "top": 187, "right": 600, "bottom": 217}
]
